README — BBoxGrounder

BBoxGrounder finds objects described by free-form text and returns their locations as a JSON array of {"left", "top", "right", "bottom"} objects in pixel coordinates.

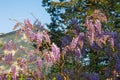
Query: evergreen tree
[{"left": 41, "top": 0, "right": 120, "bottom": 79}]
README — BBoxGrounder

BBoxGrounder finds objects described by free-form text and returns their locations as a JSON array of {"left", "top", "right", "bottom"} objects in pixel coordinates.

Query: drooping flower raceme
[
  {"left": 51, "top": 43, "right": 60, "bottom": 63},
  {"left": 0, "top": 19, "right": 58, "bottom": 79},
  {"left": 36, "top": 57, "right": 42, "bottom": 68},
  {"left": 85, "top": 17, "right": 95, "bottom": 46},
  {"left": 91, "top": 9, "right": 107, "bottom": 23},
  {"left": 11, "top": 66, "right": 17, "bottom": 80},
  {"left": 17, "top": 58, "right": 27, "bottom": 73},
  {"left": 70, "top": 36, "right": 79, "bottom": 49},
  {"left": 44, "top": 43, "right": 60, "bottom": 67},
  {"left": 75, "top": 47, "right": 81, "bottom": 58},
  {"left": 44, "top": 53, "right": 53, "bottom": 67},
  {"left": 108, "top": 38, "right": 114, "bottom": 51},
  {"left": 94, "top": 19, "right": 102, "bottom": 35},
  {"left": 43, "top": 31, "right": 51, "bottom": 44},
  {"left": 4, "top": 53, "right": 13, "bottom": 64},
  {"left": 84, "top": 9, "right": 115, "bottom": 50},
  {"left": 28, "top": 31, "right": 36, "bottom": 41},
  {"left": 78, "top": 32, "right": 84, "bottom": 49},
  {"left": 113, "top": 54, "right": 120, "bottom": 73},
  {"left": 35, "top": 32, "right": 43, "bottom": 49},
  {"left": 23, "top": 19, "right": 34, "bottom": 34},
  {"left": 89, "top": 73, "right": 99, "bottom": 80},
  {"left": 2, "top": 40, "right": 17, "bottom": 64},
  {"left": 62, "top": 35, "right": 72, "bottom": 47},
  {"left": 2, "top": 40, "right": 17, "bottom": 54}
]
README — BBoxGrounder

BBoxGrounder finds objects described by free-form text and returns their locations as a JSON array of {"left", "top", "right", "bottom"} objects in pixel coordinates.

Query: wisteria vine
[{"left": 0, "top": 9, "right": 120, "bottom": 80}]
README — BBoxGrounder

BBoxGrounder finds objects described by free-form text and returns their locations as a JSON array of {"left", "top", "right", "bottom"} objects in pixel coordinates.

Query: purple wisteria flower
[
  {"left": 114, "top": 54, "right": 120, "bottom": 73},
  {"left": 95, "top": 34, "right": 109, "bottom": 47},
  {"left": 28, "top": 31, "right": 36, "bottom": 41},
  {"left": 85, "top": 17, "right": 95, "bottom": 46},
  {"left": 63, "top": 69, "right": 74, "bottom": 78},
  {"left": 2, "top": 40, "right": 17, "bottom": 51},
  {"left": 115, "top": 62, "right": 120, "bottom": 73},
  {"left": 43, "top": 31, "right": 51, "bottom": 44},
  {"left": 35, "top": 32, "right": 43, "bottom": 47},
  {"left": 44, "top": 43, "right": 60, "bottom": 66},
  {"left": 104, "top": 67, "right": 113, "bottom": 78},
  {"left": 36, "top": 57, "right": 42, "bottom": 67},
  {"left": 71, "top": 19, "right": 80, "bottom": 32},
  {"left": 108, "top": 38, "right": 114, "bottom": 51},
  {"left": 34, "top": 70, "right": 41, "bottom": 79},
  {"left": 0, "top": 73, "right": 7, "bottom": 80},
  {"left": 51, "top": 43, "right": 60, "bottom": 63},
  {"left": 85, "top": 17, "right": 95, "bottom": 31},
  {"left": 86, "top": 30, "right": 95, "bottom": 46},
  {"left": 0, "top": 76, "right": 2, "bottom": 80},
  {"left": 17, "top": 58, "right": 27, "bottom": 73},
  {"left": 84, "top": 10, "right": 109, "bottom": 47},
  {"left": 75, "top": 47, "right": 81, "bottom": 58},
  {"left": 61, "top": 35, "right": 72, "bottom": 47},
  {"left": 24, "top": 19, "right": 34, "bottom": 30},
  {"left": 70, "top": 36, "right": 79, "bottom": 49},
  {"left": 4, "top": 53, "right": 13, "bottom": 64},
  {"left": 29, "top": 55, "right": 36, "bottom": 62},
  {"left": 11, "top": 66, "right": 16, "bottom": 80},
  {"left": 89, "top": 73, "right": 99, "bottom": 80},
  {"left": 27, "top": 50, "right": 36, "bottom": 62},
  {"left": 94, "top": 19, "right": 102, "bottom": 35},
  {"left": 34, "top": 20, "right": 42, "bottom": 30},
  {"left": 56, "top": 74, "right": 64, "bottom": 80},
  {"left": 21, "top": 19, "right": 34, "bottom": 36},
  {"left": 71, "top": 18, "right": 77, "bottom": 24},
  {"left": 62, "top": 46, "right": 68, "bottom": 55},
  {"left": 44, "top": 53, "right": 53, "bottom": 67},
  {"left": 92, "top": 9, "right": 107, "bottom": 23},
  {"left": 78, "top": 32, "right": 84, "bottom": 49}
]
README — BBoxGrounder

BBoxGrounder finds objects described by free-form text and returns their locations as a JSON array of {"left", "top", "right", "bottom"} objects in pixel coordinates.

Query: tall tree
[
  {"left": 41, "top": 0, "right": 120, "bottom": 79},
  {"left": 42, "top": 0, "right": 120, "bottom": 47}
]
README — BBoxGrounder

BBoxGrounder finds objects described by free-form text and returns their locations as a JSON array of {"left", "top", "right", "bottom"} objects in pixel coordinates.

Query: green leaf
[
  {"left": 8, "top": 74, "right": 12, "bottom": 80},
  {"left": 52, "top": 77, "right": 56, "bottom": 80},
  {"left": 20, "top": 74, "right": 24, "bottom": 80},
  {"left": 0, "top": 43, "right": 3, "bottom": 47}
]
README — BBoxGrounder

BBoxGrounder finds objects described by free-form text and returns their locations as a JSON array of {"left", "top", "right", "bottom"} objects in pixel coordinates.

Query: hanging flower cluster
[
  {"left": 85, "top": 10, "right": 114, "bottom": 50},
  {"left": 0, "top": 19, "right": 61, "bottom": 79}
]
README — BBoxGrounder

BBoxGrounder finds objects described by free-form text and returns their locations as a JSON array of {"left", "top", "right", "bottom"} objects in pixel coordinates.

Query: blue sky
[{"left": 0, "top": 0, "right": 51, "bottom": 33}]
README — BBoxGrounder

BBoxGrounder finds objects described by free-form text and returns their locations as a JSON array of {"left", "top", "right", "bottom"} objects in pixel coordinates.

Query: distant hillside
[{"left": 0, "top": 21, "right": 44, "bottom": 73}]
